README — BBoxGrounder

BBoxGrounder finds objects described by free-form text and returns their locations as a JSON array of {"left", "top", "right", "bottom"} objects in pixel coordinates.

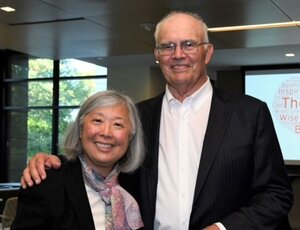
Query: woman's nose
[{"left": 99, "top": 123, "right": 112, "bottom": 137}]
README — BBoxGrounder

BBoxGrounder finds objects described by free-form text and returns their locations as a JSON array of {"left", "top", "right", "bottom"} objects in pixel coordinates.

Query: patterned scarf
[{"left": 79, "top": 155, "right": 144, "bottom": 230}]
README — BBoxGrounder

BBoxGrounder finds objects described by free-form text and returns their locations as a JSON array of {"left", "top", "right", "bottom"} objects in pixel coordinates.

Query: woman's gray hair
[
  {"left": 154, "top": 11, "right": 209, "bottom": 46},
  {"left": 62, "top": 90, "right": 145, "bottom": 173}
]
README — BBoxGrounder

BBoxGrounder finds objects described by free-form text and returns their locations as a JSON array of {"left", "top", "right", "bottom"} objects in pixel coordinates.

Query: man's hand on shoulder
[
  {"left": 203, "top": 224, "right": 221, "bottom": 230},
  {"left": 21, "top": 153, "right": 61, "bottom": 189}
]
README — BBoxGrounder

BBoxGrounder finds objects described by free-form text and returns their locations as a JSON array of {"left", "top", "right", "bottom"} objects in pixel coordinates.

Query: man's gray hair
[{"left": 154, "top": 11, "right": 209, "bottom": 46}]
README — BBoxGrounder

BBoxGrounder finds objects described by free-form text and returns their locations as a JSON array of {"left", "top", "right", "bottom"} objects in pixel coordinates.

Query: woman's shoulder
[
  {"left": 46, "top": 157, "right": 80, "bottom": 180},
  {"left": 24, "top": 157, "right": 80, "bottom": 193}
]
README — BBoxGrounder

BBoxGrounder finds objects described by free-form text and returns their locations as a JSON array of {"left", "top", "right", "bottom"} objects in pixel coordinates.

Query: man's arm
[
  {"left": 220, "top": 102, "right": 293, "bottom": 229},
  {"left": 21, "top": 153, "right": 61, "bottom": 188}
]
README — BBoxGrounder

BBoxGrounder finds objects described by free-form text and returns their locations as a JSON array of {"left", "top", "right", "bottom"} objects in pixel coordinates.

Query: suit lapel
[
  {"left": 64, "top": 159, "right": 95, "bottom": 230},
  {"left": 147, "top": 96, "right": 162, "bottom": 207},
  {"left": 138, "top": 94, "right": 163, "bottom": 220},
  {"left": 192, "top": 88, "right": 232, "bottom": 203}
]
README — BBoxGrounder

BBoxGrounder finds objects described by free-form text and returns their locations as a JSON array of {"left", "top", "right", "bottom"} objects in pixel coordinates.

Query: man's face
[{"left": 154, "top": 14, "right": 213, "bottom": 96}]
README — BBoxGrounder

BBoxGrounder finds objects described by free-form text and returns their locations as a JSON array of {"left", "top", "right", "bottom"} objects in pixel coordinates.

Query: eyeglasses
[{"left": 156, "top": 40, "right": 209, "bottom": 56}]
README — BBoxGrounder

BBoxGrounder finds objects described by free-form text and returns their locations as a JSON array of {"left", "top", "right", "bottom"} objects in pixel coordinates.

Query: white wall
[{"left": 107, "top": 65, "right": 165, "bottom": 103}]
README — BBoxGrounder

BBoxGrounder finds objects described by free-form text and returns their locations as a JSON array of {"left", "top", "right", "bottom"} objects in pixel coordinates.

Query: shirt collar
[{"left": 165, "top": 77, "right": 213, "bottom": 112}]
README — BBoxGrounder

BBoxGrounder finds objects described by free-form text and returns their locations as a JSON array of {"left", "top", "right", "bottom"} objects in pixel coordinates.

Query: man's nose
[{"left": 172, "top": 45, "right": 186, "bottom": 58}]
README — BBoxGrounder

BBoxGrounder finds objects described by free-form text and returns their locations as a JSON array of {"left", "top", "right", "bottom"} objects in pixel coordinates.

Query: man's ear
[
  {"left": 205, "top": 43, "right": 214, "bottom": 64},
  {"left": 154, "top": 48, "right": 160, "bottom": 63}
]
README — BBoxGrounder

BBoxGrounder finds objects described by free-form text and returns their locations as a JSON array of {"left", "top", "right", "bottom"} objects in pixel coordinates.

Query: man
[{"left": 22, "top": 11, "right": 293, "bottom": 230}]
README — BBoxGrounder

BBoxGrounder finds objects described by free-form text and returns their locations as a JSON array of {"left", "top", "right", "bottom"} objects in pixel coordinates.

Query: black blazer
[
  {"left": 123, "top": 87, "right": 293, "bottom": 230},
  {"left": 12, "top": 159, "right": 96, "bottom": 230}
]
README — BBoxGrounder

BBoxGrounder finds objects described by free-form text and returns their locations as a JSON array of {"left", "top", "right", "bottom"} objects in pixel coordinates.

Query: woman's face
[{"left": 80, "top": 103, "right": 132, "bottom": 177}]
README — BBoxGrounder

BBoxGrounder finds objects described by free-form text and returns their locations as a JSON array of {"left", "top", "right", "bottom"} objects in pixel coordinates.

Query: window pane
[
  {"left": 27, "top": 109, "right": 52, "bottom": 159},
  {"left": 59, "top": 78, "right": 107, "bottom": 106},
  {"left": 58, "top": 108, "right": 79, "bottom": 155},
  {"left": 6, "top": 82, "right": 29, "bottom": 106},
  {"left": 28, "top": 58, "right": 53, "bottom": 79},
  {"left": 6, "top": 111, "right": 28, "bottom": 181},
  {"left": 7, "top": 57, "right": 53, "bottom": 80},
  {"left": 60, "top": 59, "right": 107, "bottom": 77},
  {"left": 29, "top": 81, "right": 53, "bottom": 106},
  {"left": 8, "top": 54, "right": 29, "bottom": 80},
  {"left": 6, "top": 81, "right": 53, "bottom": 107},
  {"left": 6, "top": 109, "right": 52, "bottom": 181}
]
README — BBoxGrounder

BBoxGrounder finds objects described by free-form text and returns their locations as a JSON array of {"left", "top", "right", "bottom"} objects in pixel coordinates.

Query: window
[{"left": 2, "top": 52, "right": 107, "bottom": 181}]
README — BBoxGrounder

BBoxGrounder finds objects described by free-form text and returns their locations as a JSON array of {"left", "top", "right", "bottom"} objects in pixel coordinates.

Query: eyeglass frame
[{"left": 155, "top": 40, "right": 209, "bottom": 56}]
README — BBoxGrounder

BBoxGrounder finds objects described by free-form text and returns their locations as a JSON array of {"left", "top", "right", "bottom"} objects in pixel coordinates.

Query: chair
[{"left": 0, "top": 197, "right": 18, "bottom": 230}]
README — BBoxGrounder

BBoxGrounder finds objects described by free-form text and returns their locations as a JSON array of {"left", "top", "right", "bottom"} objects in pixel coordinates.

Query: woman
[{"left": 12, "top": 90, "right": 145, "bottom": 230}]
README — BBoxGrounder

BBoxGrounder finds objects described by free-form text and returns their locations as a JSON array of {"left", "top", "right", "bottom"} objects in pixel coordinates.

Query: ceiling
[{"left": 0, "top": 0, "right": 299, "bottom": 71}]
